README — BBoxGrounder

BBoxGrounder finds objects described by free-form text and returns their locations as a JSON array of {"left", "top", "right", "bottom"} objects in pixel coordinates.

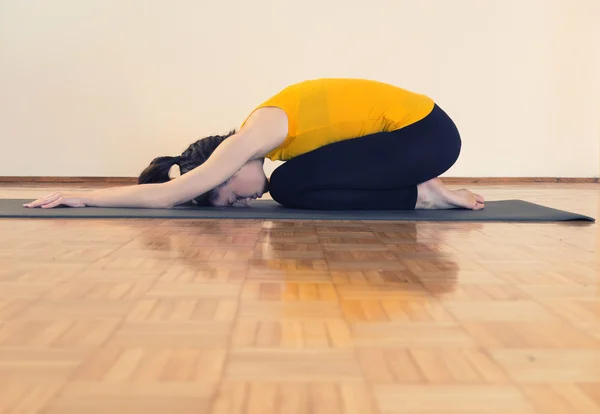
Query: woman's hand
[{"left": 23, "top": 192, "right": 86, "bottom": 209}]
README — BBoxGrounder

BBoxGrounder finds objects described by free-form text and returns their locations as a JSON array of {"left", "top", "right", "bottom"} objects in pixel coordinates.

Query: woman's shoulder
[{"left": 238, "top": 106, "right": 289, "bottom": 158}]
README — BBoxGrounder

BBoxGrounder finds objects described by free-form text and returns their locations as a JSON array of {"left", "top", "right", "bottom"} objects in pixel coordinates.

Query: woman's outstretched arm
[
  {"left": 23, "top": 132, "right": 259, "bottom": 209},
  {"left": 24, "top": 108, "right": 288, "bottom": 209}
]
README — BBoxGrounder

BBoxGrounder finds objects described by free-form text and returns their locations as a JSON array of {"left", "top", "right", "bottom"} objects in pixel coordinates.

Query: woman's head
[{"left": 138, "top": 130, "right": 269, "bottom": 206}]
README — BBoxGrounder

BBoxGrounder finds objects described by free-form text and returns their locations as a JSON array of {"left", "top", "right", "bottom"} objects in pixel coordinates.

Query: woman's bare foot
[{"left": 415, "top": 178, "right": 485, "bottom": 210}]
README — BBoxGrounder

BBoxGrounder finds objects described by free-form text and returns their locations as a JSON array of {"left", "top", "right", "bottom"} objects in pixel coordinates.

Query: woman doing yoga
[{"left": 24, "top": 78, "right": 484, "bottom": 210}]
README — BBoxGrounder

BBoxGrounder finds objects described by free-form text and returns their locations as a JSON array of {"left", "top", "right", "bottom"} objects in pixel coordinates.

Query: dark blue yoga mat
[{"left": 0, "top": 199, "right": 593, "bottom": 222}]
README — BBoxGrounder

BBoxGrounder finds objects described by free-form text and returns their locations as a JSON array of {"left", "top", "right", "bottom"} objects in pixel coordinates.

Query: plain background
[{"left": 1, "top": 0, "right": 599, "bottom": 178}]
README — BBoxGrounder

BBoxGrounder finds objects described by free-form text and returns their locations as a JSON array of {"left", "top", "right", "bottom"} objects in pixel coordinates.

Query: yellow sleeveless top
[{"left": 242, "top": 78, "right": 435, "bottom": 161}]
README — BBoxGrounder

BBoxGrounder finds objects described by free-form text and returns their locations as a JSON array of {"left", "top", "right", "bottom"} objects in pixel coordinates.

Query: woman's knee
[
  {"left": 446, "top": 129, "right": 462, "bottom": 166},
  {"left": 268, "top": 166, "right": 296, "bottom": 206},
  {"left": 433, "top": 109, "right": 462, "bottom": 173}
]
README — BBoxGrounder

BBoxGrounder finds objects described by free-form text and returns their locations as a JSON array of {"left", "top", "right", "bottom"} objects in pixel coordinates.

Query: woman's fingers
[
  {"left": 24, "top": 192, "right": 55, "bottom": 207},
  {"left": 41, "top": 197, "right": 65, "bottom": 209},
  {"left": 23, "top": 193, "right": 85, "bottom": 209},
  {"left": 23, "top": 192, "right": 61, "bottom": 208}
]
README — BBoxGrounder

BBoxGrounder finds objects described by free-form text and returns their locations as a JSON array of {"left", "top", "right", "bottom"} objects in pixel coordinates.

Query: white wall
[{"left": 0, "top": 0, "right": 599, "bottom": 178}]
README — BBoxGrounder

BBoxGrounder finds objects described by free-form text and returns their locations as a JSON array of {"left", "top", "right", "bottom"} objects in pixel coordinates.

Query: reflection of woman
[
  {"left": 131, "top": 220, "right": 464, "bottom": 297},
  {"left": 24, "top": 78, "right": 484, "bottom": 211}
]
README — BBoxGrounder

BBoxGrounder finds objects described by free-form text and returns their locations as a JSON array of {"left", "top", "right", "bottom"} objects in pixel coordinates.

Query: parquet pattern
[{"left": 0, "top": 183, "right": 598, "bottom": 413}]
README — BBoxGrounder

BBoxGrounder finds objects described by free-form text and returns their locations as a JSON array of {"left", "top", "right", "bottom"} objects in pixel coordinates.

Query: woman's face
[{"left": 211, "top": 159, "right": 270, "bottom": 207}]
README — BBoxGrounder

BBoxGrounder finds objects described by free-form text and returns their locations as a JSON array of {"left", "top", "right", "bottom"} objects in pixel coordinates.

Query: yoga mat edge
[{"left": 0, "top": 199, "right": 593, "bottom": 222}]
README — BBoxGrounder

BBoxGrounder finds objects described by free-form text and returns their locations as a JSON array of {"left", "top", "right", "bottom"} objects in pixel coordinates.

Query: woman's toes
[{"left": 471, "top": 200, "right": 483, "bottom": 210}]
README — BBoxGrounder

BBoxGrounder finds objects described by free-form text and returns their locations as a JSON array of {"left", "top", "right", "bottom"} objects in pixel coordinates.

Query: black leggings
[{"left": 268, "top": 104, "right": 461, "bottom": 210}]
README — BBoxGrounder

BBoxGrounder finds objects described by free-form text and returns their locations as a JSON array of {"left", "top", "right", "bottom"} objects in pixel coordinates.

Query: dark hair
[{"left": 138, "top": 130, "right": 236, "bottom": 205}]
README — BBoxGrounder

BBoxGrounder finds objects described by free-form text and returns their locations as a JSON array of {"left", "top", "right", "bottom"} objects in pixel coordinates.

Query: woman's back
[{"left": 244, "top": 78, "right": 435, "bottom": 161}]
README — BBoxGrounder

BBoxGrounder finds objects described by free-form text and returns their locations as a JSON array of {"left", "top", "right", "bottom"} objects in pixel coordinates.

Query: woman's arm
[
  {"left": 24, "top": 107, "right": 288, "bottom": 209},
  {"left": 24, "top": 134, "right": 260, "bottom": 209},
  {"left": 160, "top": 130, "right": 269, "bottom": 207}
]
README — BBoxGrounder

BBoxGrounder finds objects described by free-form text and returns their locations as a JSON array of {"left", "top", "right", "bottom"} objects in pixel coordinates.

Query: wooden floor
[{"left": 0, "top": 183, "right": 599, "bottom": 414}]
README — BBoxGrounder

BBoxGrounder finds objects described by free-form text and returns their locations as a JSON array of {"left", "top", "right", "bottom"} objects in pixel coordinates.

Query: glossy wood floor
[{"left": 0, "top": 183, "right": 598, "bottom": 414}]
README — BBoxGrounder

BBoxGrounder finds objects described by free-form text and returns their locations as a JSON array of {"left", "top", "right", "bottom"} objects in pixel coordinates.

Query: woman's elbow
[
  {"left": 158, "top": 189, "right": 194, "bottom": 209},
  {"left": 157, "top": 200, "right": 176, "bottom": 209},
  {"left": 145, "top": 185, "right": 180, "bottom": 209},
  {"left": 157, "top": 194, "right": 181, "bottom": 209},
  {"left": 143, "top": 197, "right": 172, "bottom": 209}
]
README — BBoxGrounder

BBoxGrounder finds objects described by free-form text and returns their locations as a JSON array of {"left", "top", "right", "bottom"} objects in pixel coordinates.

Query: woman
[{"left": 24, "top": 78, "right": 484, "bottom": 210}]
